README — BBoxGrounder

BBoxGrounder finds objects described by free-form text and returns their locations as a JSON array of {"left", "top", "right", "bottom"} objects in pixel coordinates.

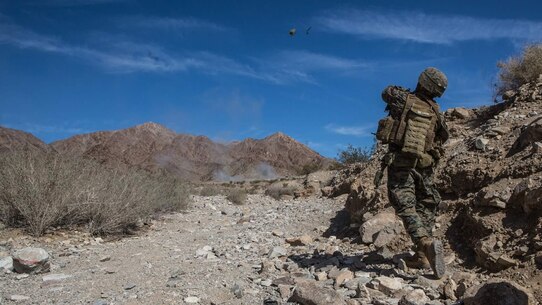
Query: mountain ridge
[{"left": 1, "top": 122, "right": 330, "bottom": 181}]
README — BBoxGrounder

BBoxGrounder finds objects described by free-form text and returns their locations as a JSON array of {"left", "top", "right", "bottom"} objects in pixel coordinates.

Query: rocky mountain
[
  {"left": 0, "top": 126, "right": 50, "bottom": 153},
  {"left": 43, "top": 122, "right": 328, "bottom": 181}
]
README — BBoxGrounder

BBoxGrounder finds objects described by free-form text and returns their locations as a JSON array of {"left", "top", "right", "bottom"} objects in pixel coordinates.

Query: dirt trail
[{"left": 0, "top": 195, "right": 344, "bottom": 304}]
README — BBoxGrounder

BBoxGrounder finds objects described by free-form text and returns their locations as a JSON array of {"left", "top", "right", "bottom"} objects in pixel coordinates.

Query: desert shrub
[
  {"left": 0, "top": 150, "right": 190, "bottom": 236},
  {"left": 226, "top": 189, "right": 247, "bottom": 205},
  {"left": 199, "top": 186, "right": 221, "bottom": 196},
  {"left": 82, "top": 169, "right": 189, "bottom": 235},
  {"left": 337, "top": 144, "right": 373, "bottom": 165},
  {"left": 327, "top": 160, "right": 346, "bottom": 171},
  {"left": 265, "top": 183, "right": 297, "bottom": 200},
  {"left": 297, "top": 162, "right": 321, "bottom": 175},
  {"left": 496, "top": 43, "right": 542, "bottom": 96}
]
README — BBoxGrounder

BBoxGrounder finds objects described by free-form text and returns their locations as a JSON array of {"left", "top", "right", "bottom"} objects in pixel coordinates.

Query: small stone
[
  {"left": 15, "top": 274, "right": 29, "bottom": 280},
  {"left": 184, "top": 296, "right": 200, "bottom": 303},
  {"left": 12, "top": 247, "right": 50, "bottom": 274},
  {"left": 399, "top": 289, "right": 429, "bottom": 305},
  {"left": 290, "top": 278, "right": 347, "bottom": 305},
  {"left": 334, "top": 270, "right": 354, "bottom": 288},
  {"left": 532, "top": 142, "right": 542, "bottom": 153},
  {"left": 0, "top": 256, "right": 13, "bottom": 271},
  {"left": 8, "top": 295, "right": 30, "bottom": 302},
  {"left": 277, "top": 284, "right": 291, "bottom": 300},
  {"left": 451, "top": 108, "right": 471, "bottom": 120},
  {"left": 475, "top": 137, "right": 489, "bottom": 151},
  {"left": 231, "top": 282, "right": 243, "bottom": 298},
  {"left": 99, "top": 256, "right": 111, "bottom": 262},
  {"left": 124, "top": 283, "right": 136, "bottom": 290},
  {"left": 315, "top": 271, "right": 327, "bottom": 281},
  {"left": 490, "top": 126, "right": 510, "bottom": 135},
  {"left": 92, "top": 300, "right": 109, "bottom": 305},
  {"left": 443, "top": 279, "right": 458, "bottom": 301},
  {"left": 373, "top": 276, "right": 403, "bottom": 296},
  {"left": 42, "top": 273, "right": 72, "bottom": 285},
  {"left": 397, "top": 259, "right": 407, "bottom": 271},
  {"left": 272, "top": 230, "right": 285, "bottom": 237},
  {"left": 286, "top": 234, "right": 313, "bottom": 246},
  {"left": 268, "top": 246, "right": 287, "bottom": 259},
  {"left": 261, "top": 279, "right": 273, "bottom": 287}
]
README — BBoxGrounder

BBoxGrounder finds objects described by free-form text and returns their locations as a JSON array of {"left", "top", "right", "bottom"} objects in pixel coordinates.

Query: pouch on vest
[
  {"left": 402, "top": 107, "right": 433, "bottom": 159},
  {"left": 393, "top": 95, "right": 438, "bottom": 161},
  {"left": 376, "top": 116, "right": 397, "bottom": 144}
]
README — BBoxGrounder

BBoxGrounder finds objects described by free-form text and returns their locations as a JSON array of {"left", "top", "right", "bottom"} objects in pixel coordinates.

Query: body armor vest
[{"left": 376, "top": 94, "right": 439, "bottom": 160}]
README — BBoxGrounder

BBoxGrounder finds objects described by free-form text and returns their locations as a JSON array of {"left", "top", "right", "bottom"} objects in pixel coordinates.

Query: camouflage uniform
[{"left": 381, "top": 85, "right": 449, "bottom": 244}]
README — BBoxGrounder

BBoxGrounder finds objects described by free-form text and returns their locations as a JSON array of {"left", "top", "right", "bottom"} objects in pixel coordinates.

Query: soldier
[{"left": 374, "top": 67, "right": 450, "bottom": 279}]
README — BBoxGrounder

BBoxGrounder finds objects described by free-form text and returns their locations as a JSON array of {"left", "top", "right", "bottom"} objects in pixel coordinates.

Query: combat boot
[
  {"left": 418, "top": 237, "right": 445, "bottom": 278},
  {"left": 404, "top": 247, "right": 431, "bottom": 269}
]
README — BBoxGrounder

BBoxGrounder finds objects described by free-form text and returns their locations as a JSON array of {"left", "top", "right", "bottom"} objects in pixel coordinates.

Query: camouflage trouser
[{"left": 387, "top": 165, "right": 441, "bottom": 244}]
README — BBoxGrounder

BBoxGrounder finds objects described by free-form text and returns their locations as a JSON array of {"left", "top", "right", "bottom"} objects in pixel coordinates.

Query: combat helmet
[{"left": 417, "top": 67, "right": 448, "bottom": 97}]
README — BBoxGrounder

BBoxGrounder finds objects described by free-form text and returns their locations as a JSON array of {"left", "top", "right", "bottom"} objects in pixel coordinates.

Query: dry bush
[
  {"left": 496, "top": 43, "right": 542, "bottom": 96},
  {"left": 297, "top": 163, "right": 321, "bottom": 176},
  {"left": 81, "top": 169, "right": 189, "bottom": 235},
  {"left": 199, "top": 186, "right": 221, "bottom": 196},
  {"left": 0, "top": 150, "right": 189, "bottom": 236},
  {"left": 226, "top": 189, "right": 247, "bottom": 205},
  {"left": 265, "top": 183, "right": 297, "bottom": 200},
  {"left": 337, "top": 144, "right": 373, "bottom": 165}
]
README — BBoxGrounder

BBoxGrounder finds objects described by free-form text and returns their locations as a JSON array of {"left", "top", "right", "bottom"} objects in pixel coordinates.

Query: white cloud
[
  {"left": 271, "top": 50, "right": 368, "bottom": 71},
  {"left": 254, "top": 50, "right": 370, "bottom": 84},
  {"left": 122, "top": 16, "right": 230, "bottom": 32},
  {"left": 325, "top": 124, "right": 374, "bottom": 137},
  {"left": 0, "top": 18, "right": 370, "bottom": 84},
  {"left": 316, "top": 9, "right": 542, "bottom": 44}
]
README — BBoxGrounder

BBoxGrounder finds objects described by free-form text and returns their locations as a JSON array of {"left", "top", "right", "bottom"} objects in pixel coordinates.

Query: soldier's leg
[
  {"left": 387, "top": 167, "right": 430, "bottom": 244},
  {"left": 414, "top": 167, "right": 441, "bottom": 236}
]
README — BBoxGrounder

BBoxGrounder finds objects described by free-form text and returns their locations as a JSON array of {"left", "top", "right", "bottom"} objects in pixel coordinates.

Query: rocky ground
[{"left": 2, "top": 193, "right": 535, "bottom": 305}]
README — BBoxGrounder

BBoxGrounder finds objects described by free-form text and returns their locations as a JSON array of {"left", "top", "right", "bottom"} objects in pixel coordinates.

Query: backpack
[{"left": 376, "top": 94, "right": 439, "bottom": 160}]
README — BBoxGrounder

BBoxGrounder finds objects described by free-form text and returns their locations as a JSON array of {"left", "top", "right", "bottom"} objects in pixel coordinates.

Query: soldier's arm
[{"left": 436, "top": 113, "right": 450, "bottom": 144}]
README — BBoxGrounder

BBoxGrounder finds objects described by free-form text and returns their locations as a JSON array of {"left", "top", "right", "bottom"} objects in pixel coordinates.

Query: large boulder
[
  {"left": 463, "top": 279, "right": 534, "bottom": 305},
  {"left": 359, "top": 212, "right": 404, "bottom": 247},
  {"left": 12, "top": 247, "right": 50, "bottom": 274}
]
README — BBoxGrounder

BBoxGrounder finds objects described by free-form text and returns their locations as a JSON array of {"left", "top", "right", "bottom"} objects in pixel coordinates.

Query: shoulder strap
[{"left": 394, "top": 94, "right": 415, "bottom": 143}]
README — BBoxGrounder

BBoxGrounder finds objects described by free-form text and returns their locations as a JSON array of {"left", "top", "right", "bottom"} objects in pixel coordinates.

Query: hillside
[
  {"left": 322, "top": 80, "right": 542, "bottom": 303},
  {"left": 0, "top": 122, "right": 329, "bottom": 181},
  {"left": 0, "top": 126, "right": 51, "bottom": 153}
]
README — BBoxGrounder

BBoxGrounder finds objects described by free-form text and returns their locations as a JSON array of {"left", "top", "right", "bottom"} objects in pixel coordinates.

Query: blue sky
[{"left": 1, "top": 0, "right": 541, "bottom": 157}]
